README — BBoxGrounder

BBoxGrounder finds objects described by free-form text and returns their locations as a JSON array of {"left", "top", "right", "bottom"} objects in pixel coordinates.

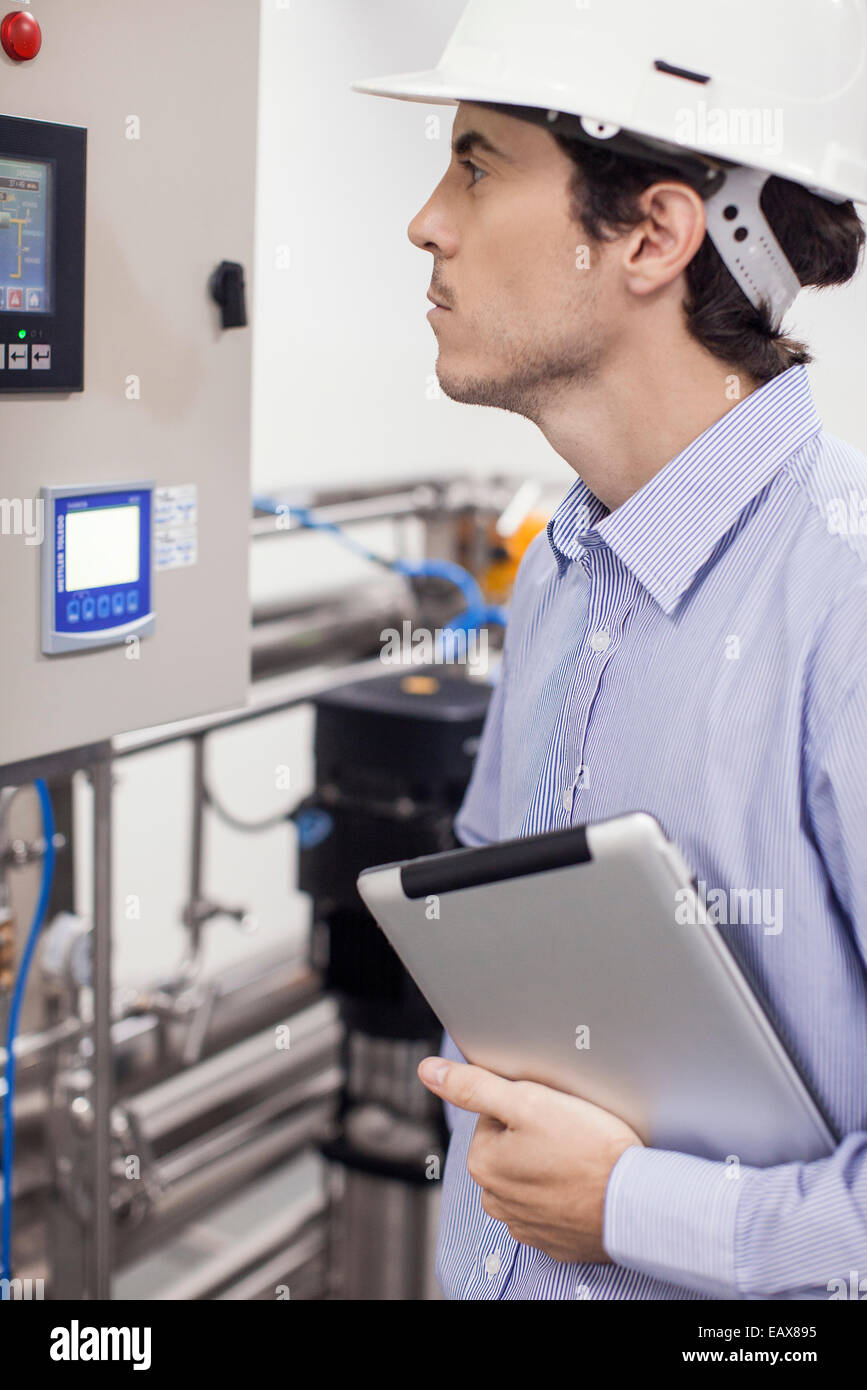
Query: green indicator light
[{"left": 18, "top": 329, "right": 26, "bottom": 340}]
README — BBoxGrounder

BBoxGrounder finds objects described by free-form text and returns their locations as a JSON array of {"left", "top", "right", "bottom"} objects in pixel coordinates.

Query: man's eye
[{"left": 458, "top": 157, "right": 486, "bottom": 187}]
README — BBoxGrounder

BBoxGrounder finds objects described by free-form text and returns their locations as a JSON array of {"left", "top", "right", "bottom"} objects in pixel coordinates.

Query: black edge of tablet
[{"left": 399, "top": 825, "right": 591, "bottom": 899}]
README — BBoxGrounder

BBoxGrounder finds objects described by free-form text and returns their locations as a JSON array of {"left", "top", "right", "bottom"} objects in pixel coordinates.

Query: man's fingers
[{"left": 418, "top": 1057, "right": 519, "bottom": 1125}]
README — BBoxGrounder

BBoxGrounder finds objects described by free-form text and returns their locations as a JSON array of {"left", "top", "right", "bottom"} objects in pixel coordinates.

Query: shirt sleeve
[
  {"left": 604, "top": 1134, "right": 867, "bottom": 1298},
  {"left": 604, "top": 660, "right": 867, "bottom": 1299}
]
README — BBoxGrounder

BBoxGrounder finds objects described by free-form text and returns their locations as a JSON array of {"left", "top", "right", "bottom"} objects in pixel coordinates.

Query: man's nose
[
  {"left": 407, "top": 198, "right": 435, "bottom": 252},
  {"left": 407, "top": 188, "right": 457, "bottom": 257}
]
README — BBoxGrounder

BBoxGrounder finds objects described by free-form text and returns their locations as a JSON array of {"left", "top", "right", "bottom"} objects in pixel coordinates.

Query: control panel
[
  {"left": 0, "top": 113, "right": 85, "bottom": 391},
  {"left": 40, "top": 482, "right": 155, "bottom": 655}
]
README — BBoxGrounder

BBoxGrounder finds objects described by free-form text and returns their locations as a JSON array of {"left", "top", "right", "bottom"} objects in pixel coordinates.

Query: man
[{"left": 352, "top": 0, "right": 867, "bottom": 1299}]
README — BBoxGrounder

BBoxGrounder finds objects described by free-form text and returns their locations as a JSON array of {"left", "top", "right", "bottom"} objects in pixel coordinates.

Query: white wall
[
  {"left": 786, "top": 274, "right": 867, "bottom": 452},
  {"left": 250, "top": 0, "right": 558, "bottom": 498}
]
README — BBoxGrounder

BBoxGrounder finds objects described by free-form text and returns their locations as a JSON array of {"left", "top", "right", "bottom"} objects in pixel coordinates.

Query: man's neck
[{"left": 535, "top": 338, "right": 762, "bottom": 513}]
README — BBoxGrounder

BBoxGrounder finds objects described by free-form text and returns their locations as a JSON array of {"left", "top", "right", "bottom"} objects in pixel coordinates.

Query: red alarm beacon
[{"left": 1, "top": 10, "right": 42, "bottom": 61}]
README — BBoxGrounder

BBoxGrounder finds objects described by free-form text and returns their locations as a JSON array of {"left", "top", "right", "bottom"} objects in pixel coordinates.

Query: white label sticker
[{"left": 155, "top": 484, "right": 198, "bottom": 569}]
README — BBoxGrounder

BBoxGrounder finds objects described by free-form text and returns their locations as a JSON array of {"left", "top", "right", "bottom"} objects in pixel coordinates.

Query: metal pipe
[
  {"left": 89, "top": 754, "right": 113, "bottom": 1300},
  {"left": 10, "top": 946, "right": 320, "bottom": 1085},
  {"left": 153, "top": 1188, "right": 328, "bottom": 1301},
  {"left": 156, "top": 1068, "right": 340, "bottom": 1187},
  {"left": 215, "top": 1228, "right": 327, "bottom": 1302},
  {"left": 250, "top": 577, "right": 416, "bottom": 680},
  {"left": 250, "top": 484, "right": 443, "bottom": 541},
  {"left": 126, "top": 998, "right": 341, "bottom": 1144},
  {"left": 185, "top": 735, "right": 207, "bottom": 962},
  {"left": 250, "top": 574, "right": 411, "bottom": 628},
  {"left": 249, "top": 474, "right": 528, "bottom": 542},
  {"left": 115, "top": 1105, "right": 337, "bottom": 1268}
]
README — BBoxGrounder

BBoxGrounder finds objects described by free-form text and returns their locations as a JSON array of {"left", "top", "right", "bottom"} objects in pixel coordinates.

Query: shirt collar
[{"left": 546, "top": 364, "right": 823, "bottom": 614}]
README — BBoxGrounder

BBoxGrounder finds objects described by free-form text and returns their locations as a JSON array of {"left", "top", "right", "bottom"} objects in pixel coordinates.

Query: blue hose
[
  {"left": 253, "top": 497, "right": 395, "bottom": 569},
  {"left": 252, "top": 496, "right": 505, "bottom": 632},
  {"left": 1, "top": 778, "right": 55, "bottom": 1289},
  {"left": 391, "top": 556, "right": 485, "bottom": 614}
]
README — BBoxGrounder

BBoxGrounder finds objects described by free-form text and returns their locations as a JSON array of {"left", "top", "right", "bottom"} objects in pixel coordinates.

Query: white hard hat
[{"left": 352, "top": 0, "right": 867, "bottom": 325}]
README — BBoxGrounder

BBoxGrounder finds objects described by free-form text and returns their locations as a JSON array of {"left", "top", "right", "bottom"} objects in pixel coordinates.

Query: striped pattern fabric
[{"left": 437, "top": 364, "right": 867, "bottom": 1299}]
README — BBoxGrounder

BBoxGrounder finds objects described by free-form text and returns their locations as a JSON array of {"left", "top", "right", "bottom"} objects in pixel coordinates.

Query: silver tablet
[{"left": 357, "top": 811, "right": 835, "bottom": 1166}]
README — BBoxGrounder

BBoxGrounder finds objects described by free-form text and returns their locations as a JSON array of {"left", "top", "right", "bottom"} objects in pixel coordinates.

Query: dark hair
[{"left": 550, "top": 135, "right": 866, "bottom": 382}]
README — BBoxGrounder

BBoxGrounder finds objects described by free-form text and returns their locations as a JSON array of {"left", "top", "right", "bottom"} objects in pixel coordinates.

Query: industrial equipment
[
  {"left": 295, "top": 671, "right": 492, "bottom": 1299},
  {"left": 1, "top": 0, "right": 256, "bottom": 770},
  {"left": 0, "top": 113, "right": 84, "bottom": 391}
]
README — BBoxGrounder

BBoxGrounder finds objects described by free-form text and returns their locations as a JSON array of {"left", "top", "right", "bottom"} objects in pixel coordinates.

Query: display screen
[
  {"left": 0, "top": 155, "right": 53, "bottom": 314},
  {"left": 65, "top": 505, "right": 141, "bottom": 591}
]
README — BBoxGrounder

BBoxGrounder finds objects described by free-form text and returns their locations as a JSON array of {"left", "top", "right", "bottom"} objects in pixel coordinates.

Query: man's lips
[{"left": 427, "top": 292, "right": 452, "bottom": 309}]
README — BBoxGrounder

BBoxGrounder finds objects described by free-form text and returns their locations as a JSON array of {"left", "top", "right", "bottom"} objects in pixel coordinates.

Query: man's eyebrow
[{"left": 451, "top": 129, "right": 517, "bottom": 164}]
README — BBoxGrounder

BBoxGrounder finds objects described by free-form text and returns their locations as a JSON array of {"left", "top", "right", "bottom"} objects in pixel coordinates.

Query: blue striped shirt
[{"left": 438, "top": 363, "right": 867, "bottom": 1299}]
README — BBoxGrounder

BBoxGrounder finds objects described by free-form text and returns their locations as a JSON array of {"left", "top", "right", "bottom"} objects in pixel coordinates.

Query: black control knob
[{"left": 208, "top": 260, "right": 247, "bottom": 329}]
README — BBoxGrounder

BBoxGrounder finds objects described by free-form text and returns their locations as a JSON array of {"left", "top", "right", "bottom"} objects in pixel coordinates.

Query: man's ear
[{"left": 621, "top": 182, "right": 707, "bottom": 298}]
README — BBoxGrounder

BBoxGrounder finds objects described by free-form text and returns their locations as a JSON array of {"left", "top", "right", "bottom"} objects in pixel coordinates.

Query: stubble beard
[{"left": 434, "top": 326, "right": 603, "bottom": 423}]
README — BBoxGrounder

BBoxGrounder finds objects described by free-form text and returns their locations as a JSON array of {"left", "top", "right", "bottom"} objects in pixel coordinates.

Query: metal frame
[
  {"left": 0, "top": 474, "right": 524, "bottom": 1298},
  {"left": 0, "top": 738, "right": 113, "bottom": 1298}
]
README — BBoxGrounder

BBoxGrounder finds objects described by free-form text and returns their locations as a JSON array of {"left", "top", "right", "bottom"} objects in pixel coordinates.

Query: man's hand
[{"left": 419, "top": 1057, "right": 643, "bottom": 1264}]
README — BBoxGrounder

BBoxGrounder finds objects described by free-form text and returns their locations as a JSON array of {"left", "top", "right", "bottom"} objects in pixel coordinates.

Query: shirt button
[
  {"left": 589, "top": 629, "right": 610, "bottom": 651},
  {"left": 562, "top": 784, "right": 573, "bottom": 811},
  {"left": 484, "top": 1251, "right": 501, "bottom": 1277}
]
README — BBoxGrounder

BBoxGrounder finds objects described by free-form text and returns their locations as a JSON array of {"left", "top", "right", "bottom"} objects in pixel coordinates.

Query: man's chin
[
  {"left": 435, "top": 369, "right": 488, "bottom": 405},
  {"left": 435, "top": 363, "right": 537, "bottom": 417}
]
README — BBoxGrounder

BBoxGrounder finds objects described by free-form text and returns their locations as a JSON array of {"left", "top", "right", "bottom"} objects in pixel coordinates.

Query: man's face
[{"left": 407, "top": 103, "right": 614, "bottom": 419}]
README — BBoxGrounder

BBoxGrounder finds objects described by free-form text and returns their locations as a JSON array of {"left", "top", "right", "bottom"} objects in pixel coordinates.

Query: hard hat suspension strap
[{"left": 702, "top": 166, "right": 801, "bottom": 326}]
